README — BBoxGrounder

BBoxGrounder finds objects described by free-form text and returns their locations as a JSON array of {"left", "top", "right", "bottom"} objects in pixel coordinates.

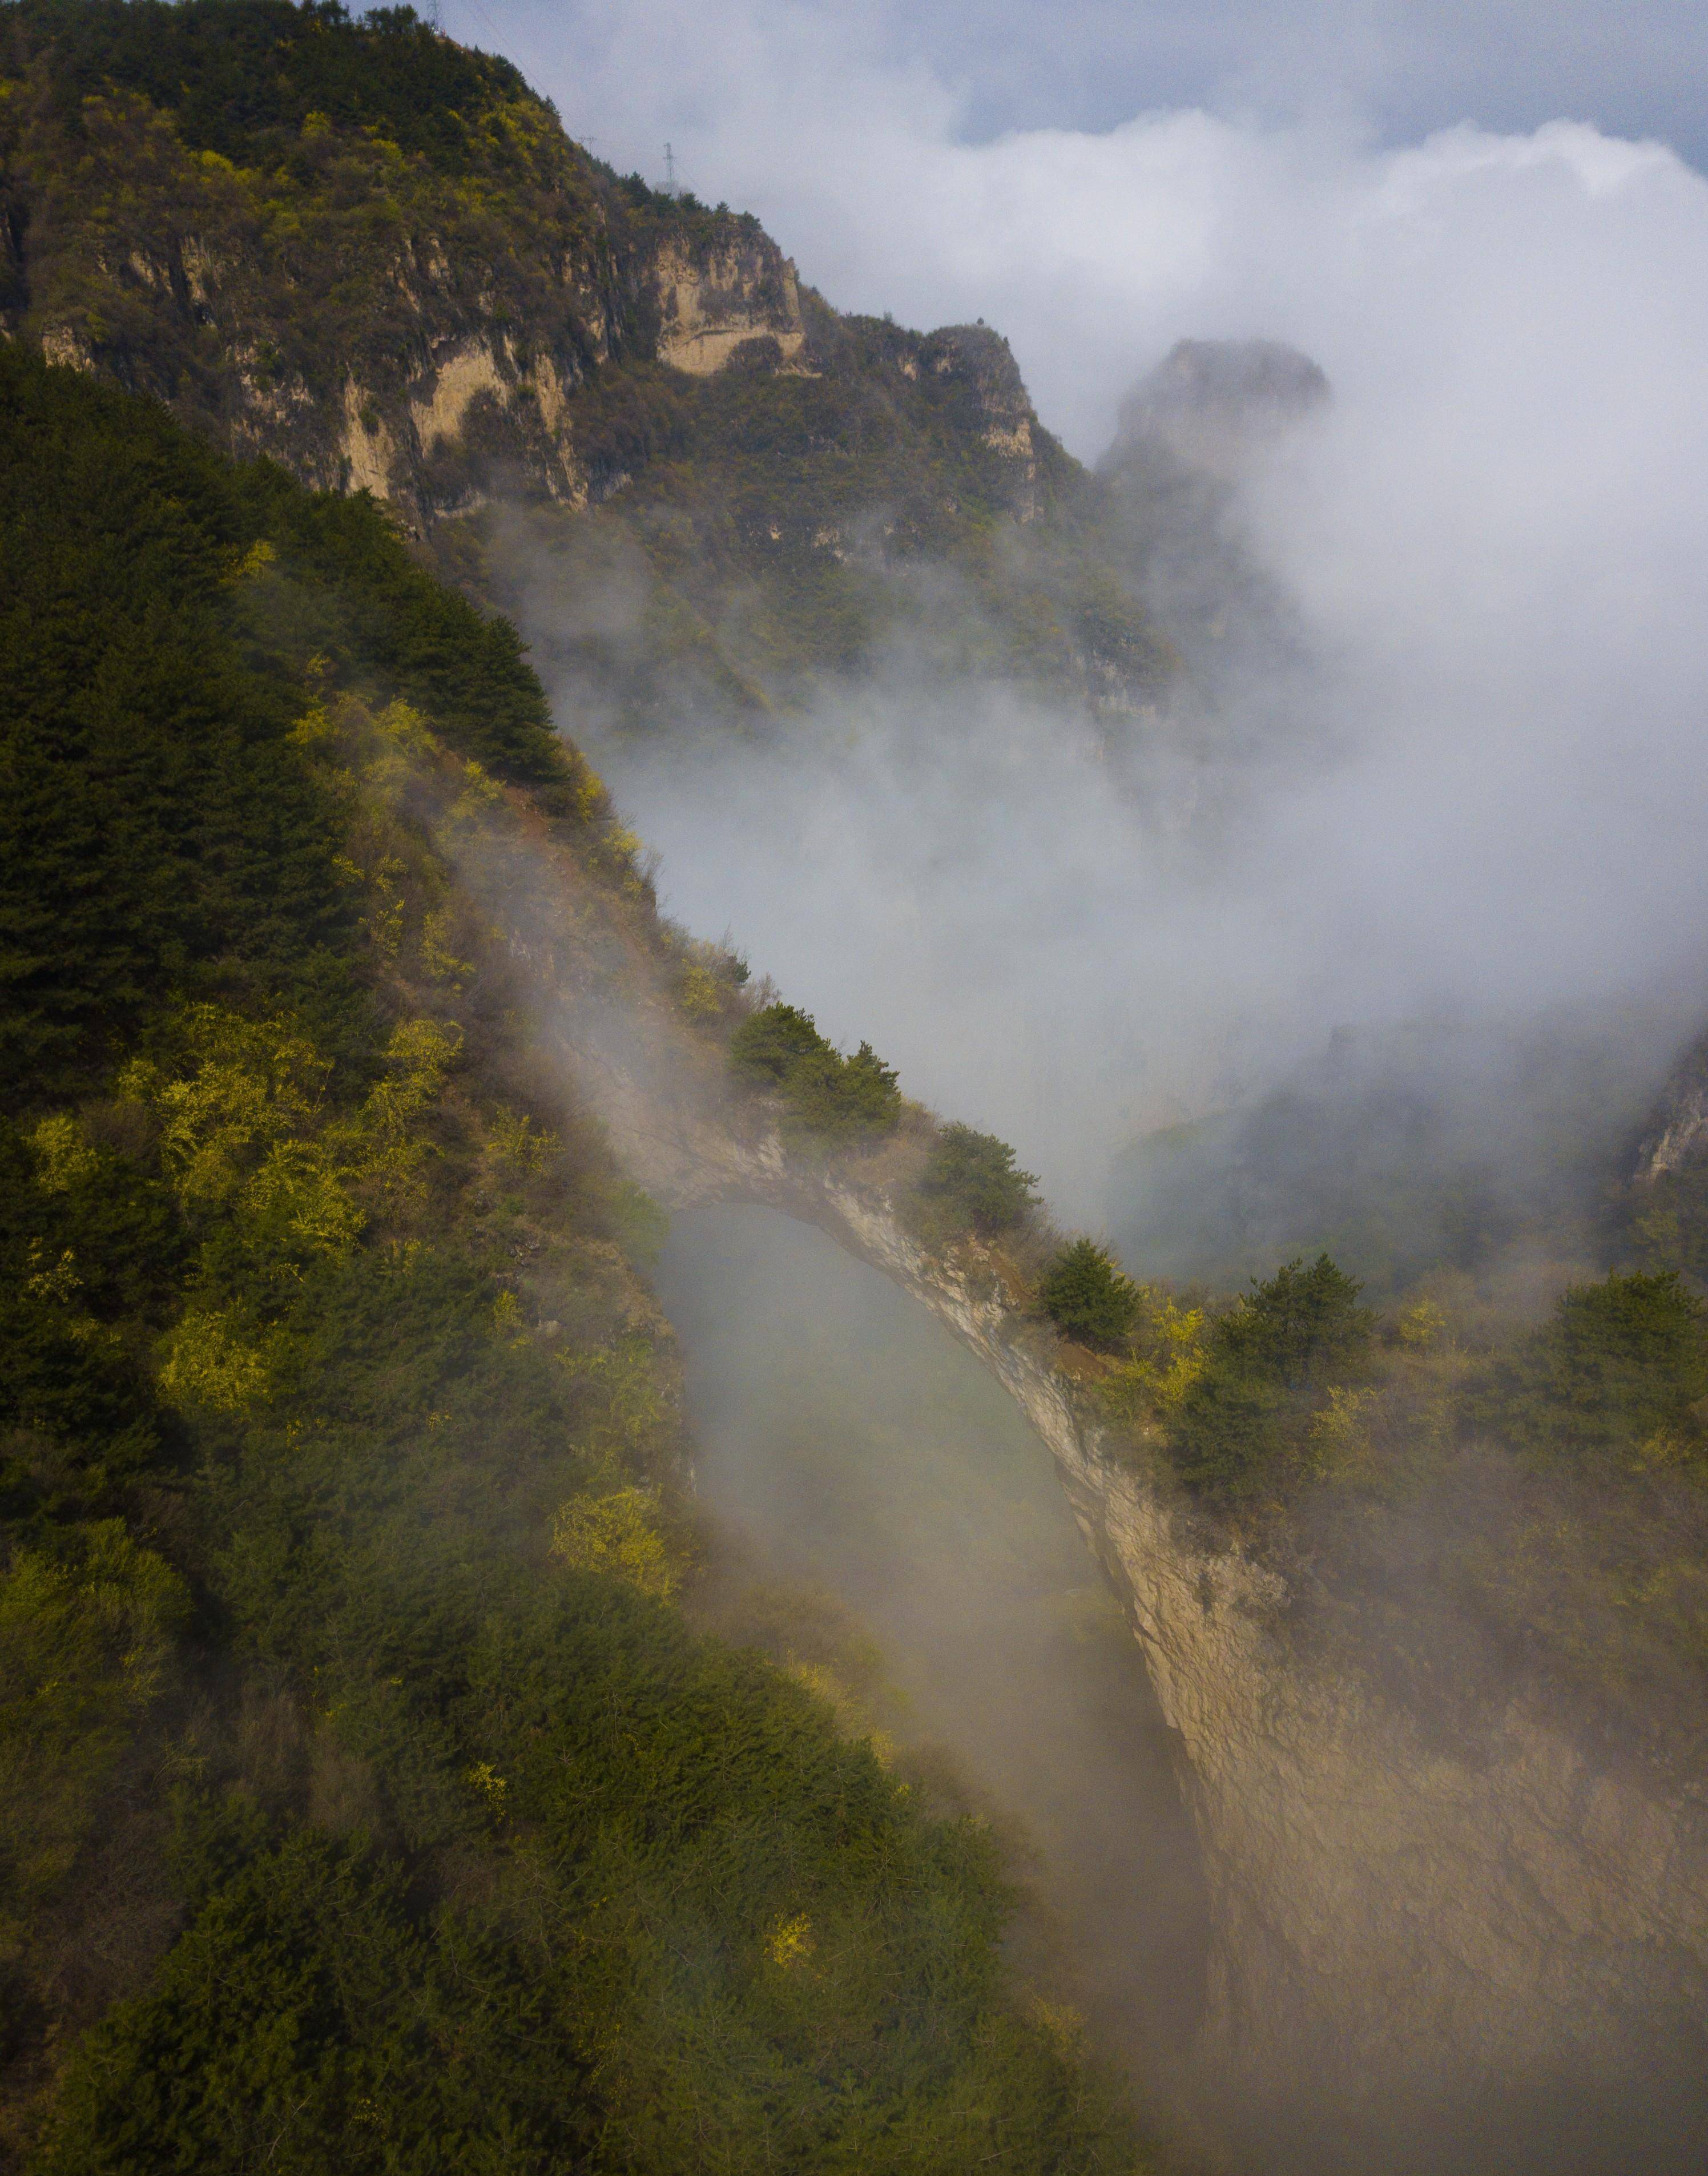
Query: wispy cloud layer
[{"left": 465, "top": 0, "right": 1708, "bottom": 1226}]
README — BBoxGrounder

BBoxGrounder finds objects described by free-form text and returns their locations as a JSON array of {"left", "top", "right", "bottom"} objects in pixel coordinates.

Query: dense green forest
[{"left": 0, "top": 345, "right": 1145, "bottom": 2171}]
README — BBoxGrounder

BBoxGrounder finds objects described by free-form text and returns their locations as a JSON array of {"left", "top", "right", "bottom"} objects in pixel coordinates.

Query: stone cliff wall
[
  {"left": 758, "top": 1183, "right": 1708, "bottom": 2127},
  {"left": 453, "top": 791, "right": 1708, "bottom": 2144},
  {"left": 651, "top": 234, "right": 805, "bottom": 374},
  {"left": 1637, "top": 1026, "right": 1708, "bottom": 1182},
  {"left": 0, "top": 59, "right": 811, "bottom": 526}
]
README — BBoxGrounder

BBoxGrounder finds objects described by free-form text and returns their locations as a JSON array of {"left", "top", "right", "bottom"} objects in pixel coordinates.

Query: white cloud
[{"left": 468, "top": 0, "right": 1708, "bottom": 1220}]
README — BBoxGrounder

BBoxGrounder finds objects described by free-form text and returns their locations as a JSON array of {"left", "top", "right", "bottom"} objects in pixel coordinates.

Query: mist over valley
[{"left": 4, "top": 2, "right": 1708, "bottom": 2170}]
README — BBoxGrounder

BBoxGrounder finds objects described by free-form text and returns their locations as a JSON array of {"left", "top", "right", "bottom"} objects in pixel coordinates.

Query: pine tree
[{"left": 1040, "top": 1238, "right": 1139, "bottom": 1346}]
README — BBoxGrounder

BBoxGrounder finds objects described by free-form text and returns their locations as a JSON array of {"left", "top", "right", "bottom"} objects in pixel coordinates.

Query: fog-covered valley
[
  {"left": 659, "top": 1208, "right": 1207, "bottom": 2072},
  {"left": 468, "top": 11, "right": 1708, "bottom": 1284}
]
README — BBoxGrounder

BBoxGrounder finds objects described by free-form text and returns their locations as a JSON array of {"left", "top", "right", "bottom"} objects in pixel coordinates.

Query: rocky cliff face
[
  {"left": 1625, "top": 1028, "right": 1708, "bottom": 1288},
  {"left": 1637, "top": 1029, "right": 1708, "bottom": 1183},
  {"left": 0, "top": 3, "right": 1048, "bottom": 535},
  {"left": 753, "top": 1205, "right": 1708, "bottom": 2157},
  {"left": 450, "top": 771, "right": 1708, "bottom": 2166},
  {"left": 0, "top": 11, "right": 815, "bottom": 526},
  {"left": 0, "top": 2, "right": 1162, "bottom": 722},
  {"left": 651, "top": 233, "right": 805, "bottom": 376}
]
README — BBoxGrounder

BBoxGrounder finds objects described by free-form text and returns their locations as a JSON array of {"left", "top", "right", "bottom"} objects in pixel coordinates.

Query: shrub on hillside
[
  {"left": 728, "top": 1002, "right": 828, "bottom": 1083},
  {"left": 912, "top": 1122, "right": 1039, "bottom": 1241},
  {"left": 1463, "top": 1268, "right": 1708, "bottom": 1469},
  {"left": 1210, "top": 1254, "right": 1374, "bottom": 1391},
  {"left": 1166, "top": 1254, "right": 1374, "bottom": 1500},
  {"left": 1039, "top": 1239, "right": 1140, "bottom": 1347},
  {"left": 728, "top": 1004, "right": 901, "bottom": 1146}
]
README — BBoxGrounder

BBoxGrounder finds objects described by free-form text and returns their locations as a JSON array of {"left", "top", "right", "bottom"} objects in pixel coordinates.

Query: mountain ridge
[{"left": 0, "top": 0, "right": 1171, "bottom": 732}]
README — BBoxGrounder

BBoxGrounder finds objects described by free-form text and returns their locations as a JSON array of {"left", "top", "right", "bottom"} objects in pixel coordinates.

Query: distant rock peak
[{"left": 1106, "top": 336, "right": 1331, "bottom": 480}]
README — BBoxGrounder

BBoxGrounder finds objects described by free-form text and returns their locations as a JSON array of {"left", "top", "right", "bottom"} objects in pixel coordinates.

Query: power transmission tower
[{"left": 664, "top": 142, "right": 677, "bottom": 195}]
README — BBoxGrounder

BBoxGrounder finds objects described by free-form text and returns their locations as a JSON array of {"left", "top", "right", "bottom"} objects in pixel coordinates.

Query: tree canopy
[{"left": 1040, "top": 1238, "right": 1141, "bottom": 1347}]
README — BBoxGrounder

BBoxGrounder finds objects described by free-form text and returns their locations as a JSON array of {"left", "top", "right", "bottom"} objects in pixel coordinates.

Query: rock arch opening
[{"left": 655, "top": 1201, "right": 1211, "bottom": 2076}]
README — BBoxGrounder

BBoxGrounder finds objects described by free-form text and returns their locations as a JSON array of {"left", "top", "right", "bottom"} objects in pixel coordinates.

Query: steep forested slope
[
  {"left": 0, "top": 345, "right": 1145, "bottom": 2172},
  {"left": 9, "top": 6, "right": 1708, "bottom": 2155}
]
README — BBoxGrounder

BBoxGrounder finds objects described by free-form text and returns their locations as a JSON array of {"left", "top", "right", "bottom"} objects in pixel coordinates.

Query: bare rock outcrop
[{"left": 1636, "top": 1025, "right": 1708, "bottom": 1182}]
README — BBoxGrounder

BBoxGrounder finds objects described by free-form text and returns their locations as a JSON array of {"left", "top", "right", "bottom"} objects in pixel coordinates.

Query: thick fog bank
[
  {"left": 510, "top": 55, "right": 1708, "bottom": 1255},
  {"left": 474, "top": 6, "right": 1708, "bottom": 1277}
]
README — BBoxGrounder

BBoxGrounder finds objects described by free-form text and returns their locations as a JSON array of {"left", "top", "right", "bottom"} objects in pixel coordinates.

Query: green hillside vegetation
[
  {"left": 1162, "top": 1255, "right": 1375, "bottom": 1498},
  {"left": 0, "top": 309, "right": 570, "bottom": 1110},
  {"left": 1040, "top": 1241, "right": 1142, "bottom": 1350},
  {"left": 1630, "top": 1149, "right": 1708, "bottom": 1291},
  {"left": 1072, "top": 1251, "right": 1708, "bottom": 1780},
  {"left": 0, "top": 0, "right": 615, "bottom": 441},
  {"left": 1463, "top": 1269, "right": 1708, "bottom": 1468},
  {"left": 729, "top": 1002, "right": 904, "bottom": 1147},
  {"left": 17, "top": 0, "right": 536, "bottom": 174},
  {"left": 0, "top": 346, "right": 1145, "bottom": 2172},
  {"left": 909, "top": 1122, "right": 1041, "bottom": 1244},
  {"left": 492, "top": 311, "right": 1174, "bottom": 734}
]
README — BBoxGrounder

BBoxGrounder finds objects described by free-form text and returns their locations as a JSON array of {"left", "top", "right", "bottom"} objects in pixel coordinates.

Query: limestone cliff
[
  {"left": 1637, "top": 1027, "right": 1708, "bottom": 1184},
  {"left": 0, "top": 0, "right": 1165, "bottom": 719},
  {"left": 1626, "top": 1027, "right": 1708, "bottom": 1288},
  {"left": 0, "top": 5, "right": 810, "bottom": 525},
  {"left": 0, "top": 3, "right": 1048, "bottom": 532}
]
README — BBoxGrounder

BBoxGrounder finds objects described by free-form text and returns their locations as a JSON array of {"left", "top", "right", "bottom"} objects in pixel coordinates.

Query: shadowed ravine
[{"left": 656, "top": 1205, "right": 1211, "bottom": 2092}]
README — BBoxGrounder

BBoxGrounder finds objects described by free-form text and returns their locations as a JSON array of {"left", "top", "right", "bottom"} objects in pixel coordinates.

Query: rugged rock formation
[
  {"left": 0, "top": 3, "right": 1162, "bottom": 724},
  {"left": 651, "top": 233, "right": 805, "bottom": 375},
  {"left": 1110, "top": 337, "right": 1330, "bottom": 481},
  {"left": 0, "top": 25, "right": 811, "bottom": 524},
  {"left": 1625, "top": 1026, "right": 1708, "bottom": 1288},
  {"left": 1095, "top": 337, "right": 1326, "bottom": 764},
  {"left": 453, "top": 777, "right": 1708, "bottom": 2162},
  {"left": 0, "top": 11, "right": 1046, "bottom": 535},
  {"left": 1637, "top": 1027, "right": 1708, "bottom": 1183}
]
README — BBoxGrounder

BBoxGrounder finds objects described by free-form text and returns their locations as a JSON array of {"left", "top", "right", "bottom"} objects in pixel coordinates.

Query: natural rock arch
[{"left": 460, "top": 793, "right": 1708, "bottom": 2161}]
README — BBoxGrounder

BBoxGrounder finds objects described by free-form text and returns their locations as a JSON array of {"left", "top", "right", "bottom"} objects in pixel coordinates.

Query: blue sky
[{"left": 445, "top": 0, "right": 1708, "bottom": 173}]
